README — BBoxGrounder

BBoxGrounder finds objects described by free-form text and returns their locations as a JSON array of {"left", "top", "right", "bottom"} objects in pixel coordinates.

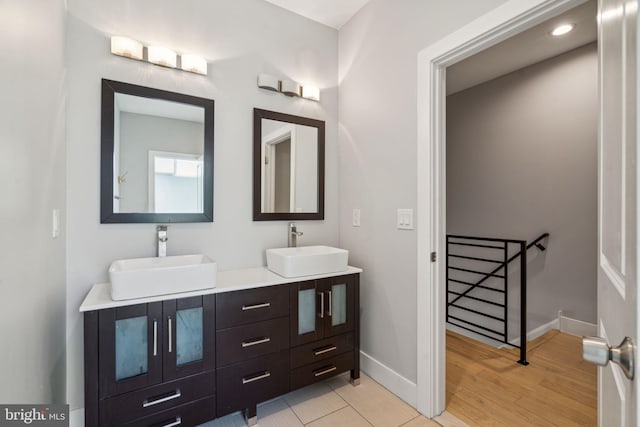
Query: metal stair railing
[{"left": 446, "top": 233, "right": 549, "bottom": 365}]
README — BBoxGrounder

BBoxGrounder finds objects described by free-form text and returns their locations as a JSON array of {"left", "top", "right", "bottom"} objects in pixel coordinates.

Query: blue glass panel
[
  {"left": 115, "top": 316, "right": 148, "bottom": 380},
  {"left": 331, "top": 284, "right": 347, "bottom": 327},
  {"left": 298, "top": 289, "right": 316, "bottom": 335},
  {"left": 176, "top": 307, "right": 203, "bottom": 366}
]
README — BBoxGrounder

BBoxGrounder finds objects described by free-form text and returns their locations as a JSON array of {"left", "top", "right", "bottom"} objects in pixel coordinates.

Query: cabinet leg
[
  {"left": 350, "top": 368, "right": 360, "bottom": 386},
  {"left": 245, "top": 407, "right": 257, "bottom": 426}
]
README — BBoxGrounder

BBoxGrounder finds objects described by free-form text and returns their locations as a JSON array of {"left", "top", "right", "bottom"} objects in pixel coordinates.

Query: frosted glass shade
[
  {"left": 181, "top": 54, "right": 208, "bottom": 75},
  {"left": 258, "top": 73, "right": 280, "bottom": 91},
  {"left": 302, "top": 85, "right": 320, "bottom": 101},
  {"left": 280, "top": 80, "right": 301, "bottom": 97},
  {"left": 111, "top": 36, "right": 143, "bottom": 60},
  {"left": 148, "top": 46, "right": 177, "bottom": 68}
]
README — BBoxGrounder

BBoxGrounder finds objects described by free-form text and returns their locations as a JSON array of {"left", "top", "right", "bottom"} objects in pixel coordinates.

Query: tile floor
[{"left": 200, "top": 373, "right": 463, "bottom": 427}]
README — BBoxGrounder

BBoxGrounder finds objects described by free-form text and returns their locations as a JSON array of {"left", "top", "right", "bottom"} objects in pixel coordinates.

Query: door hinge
[{"left": 430, "top": 252, "right": 437, "bottom": 262}]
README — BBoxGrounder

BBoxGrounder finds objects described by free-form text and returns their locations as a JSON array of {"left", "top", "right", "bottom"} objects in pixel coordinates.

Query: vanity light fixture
[
  {"left": 301, "top": 85, "right": 320, "bottom": 102},
  {"left": 280, "top": 80, "right": 301, "bottom": 97},
  {"left": 110, "top": 36, "right": 144, "bottom": 60},
  {"left": 110, "top": 36, "right": 208, "bottom": 75},
  {"left": 257, "top": 73, "right": 280, "bottom": 91},
  {"left": 181, "top": 54, "right": 208, "bottom": 75},
  {"left": 147, "top": 46, "right": 178, "bottom": 68},
  {"left": 551, "top": 23, "right": 575, "bottom": 36}
]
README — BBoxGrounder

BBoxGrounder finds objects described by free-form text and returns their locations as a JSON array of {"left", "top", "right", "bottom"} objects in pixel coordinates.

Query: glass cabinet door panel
[
  {"left": 176, "top": 306, "right": 204, "bottom": 366},
  {"left": 115, "top": 316, "right": 148, "bottom": 380},
  {"left": 331, "top": 284, "right": 347, "bottom": 327},
  {"left": 298, "top": 288, "right": 316, "bottom": 335}
]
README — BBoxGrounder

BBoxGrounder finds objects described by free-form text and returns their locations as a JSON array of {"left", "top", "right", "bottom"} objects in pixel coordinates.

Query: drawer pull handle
[
  {"left": 313, "top": 345, "right": 337, "bottom": 356},
  {"left": 142, "top": 389, "right": 182, "bottom": 408},
  {"left": 242, "top": 371, "right": 271, "bottom": 384},
  {"left": 161, "top": 417, "right": 182, "bottom": 427},
  {"left": 327, "top": 290, "right": 333, "bottom": 316},
  {"left": 242, "top": 337, "right": 271, "bottom": 348},
  {"left": 314, "top": 366, "right": 337, "bottom": 377},
  {"left": 242, "top": 302, "right": 271, "bottom": 311}
]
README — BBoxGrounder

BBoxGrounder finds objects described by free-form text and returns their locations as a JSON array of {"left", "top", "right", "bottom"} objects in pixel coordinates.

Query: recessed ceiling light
[{"left": 551, "top": 23, "right": 575, "bottom": 36}]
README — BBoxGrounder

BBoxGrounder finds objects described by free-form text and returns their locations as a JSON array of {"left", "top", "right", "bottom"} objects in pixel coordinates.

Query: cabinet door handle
[
  {"left": 318, "top": 292, "right": 325, "bottom": 319},
  {"left": 242, "top": 302, "right": 271, "bottom": 311},
  {"left": 242, "top": 371, "right": 271, "bottom": 384},
  {"left": 168, "top": 316, "right": 173, "bottom": 353},
  {"left": 242, "top": 337, "right": 271, "bottom": 348},
  {"left": 313, "top": 366, "right": 337, "bottom": 377},
  {"left": 313, "top": 345, "right": 337, "bottom": 356},
  {"left": 142, "top": 389, "right": 182, "bottom": 408},
  {"left": 327, "top": 290, "right": 333, "bottom": 316},
  {"left": 153, "top": 319, "right": 158, "bottom": 357},
  {"left": 160, "top": 417, "right": 182, "bottom": 427}
]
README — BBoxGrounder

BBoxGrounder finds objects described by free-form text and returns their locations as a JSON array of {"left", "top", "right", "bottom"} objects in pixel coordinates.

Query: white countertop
[{"left": 79, "top": 266, "right": 363, "bottom": 312}]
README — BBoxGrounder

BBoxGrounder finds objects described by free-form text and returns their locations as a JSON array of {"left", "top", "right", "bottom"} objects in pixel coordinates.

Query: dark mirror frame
[
  {"left": 100, "top": 79, "right": 215, "bottom": 223},
  {"left": 253, "top": 108, "right": 325, "bottom": 221}
]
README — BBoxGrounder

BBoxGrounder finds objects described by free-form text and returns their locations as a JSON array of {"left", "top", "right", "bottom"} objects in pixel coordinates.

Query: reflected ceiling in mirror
[
  {"left": 253, "top": 108, "right": 325, "bottom": 221},
  {"left": 101, "top": 79, "right": 214, "bottom": 223}
]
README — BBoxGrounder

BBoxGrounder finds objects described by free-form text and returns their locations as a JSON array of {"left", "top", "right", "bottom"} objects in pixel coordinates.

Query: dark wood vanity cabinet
[
  {"left": 84, "top": 295, "right": 215, "bottom": 427},
  {"left": 84, "top": 273, "right": 359, "bottom": 426},
  {"left": 290, "top": 275, "right": 360, "bottom": 389}
]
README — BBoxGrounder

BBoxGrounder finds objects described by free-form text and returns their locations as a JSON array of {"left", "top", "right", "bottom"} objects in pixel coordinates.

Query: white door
[{"left": 590, "top": 0, "right": 638, "bottom": 425}]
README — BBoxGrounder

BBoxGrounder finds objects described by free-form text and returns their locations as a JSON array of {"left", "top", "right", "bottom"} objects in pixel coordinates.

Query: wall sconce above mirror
[
  {"left": 253, "top": 108, "right": 325, "bottom": 221},
  {"left": 101, "top": 79, "right": 215, "bottom": 223}
]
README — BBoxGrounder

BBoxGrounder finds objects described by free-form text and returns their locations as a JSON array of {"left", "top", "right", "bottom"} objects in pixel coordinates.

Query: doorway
[{"left": 415, "top": 0, "right": 596, "bottom": 419}]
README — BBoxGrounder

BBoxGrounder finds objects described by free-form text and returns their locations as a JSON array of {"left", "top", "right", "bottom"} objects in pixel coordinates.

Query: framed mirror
[
  {"left": 101, "top": 79, "right": 214, "bottom": 223},
  {"left": 253, "top": 108, "right": 325, "bottom": 221}
]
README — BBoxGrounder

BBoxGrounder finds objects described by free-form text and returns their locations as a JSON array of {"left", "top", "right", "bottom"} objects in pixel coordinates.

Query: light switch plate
[
  {"left": 52, "top": 209, "right": 60, "bottom": 238},
  {"left": 353, "top": 209, "right": 361, "bottom": 227},
  {"left": 397, "top": 208, "right": 414, "bottom": 230}
]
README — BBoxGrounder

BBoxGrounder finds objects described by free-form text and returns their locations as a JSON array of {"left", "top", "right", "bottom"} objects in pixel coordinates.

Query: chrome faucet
[
  {"left": 157, "top": 225, "right": 168, "bottom": 257},
  {"left": 288, "top": 222, "right": 303, "bottom": 247}
]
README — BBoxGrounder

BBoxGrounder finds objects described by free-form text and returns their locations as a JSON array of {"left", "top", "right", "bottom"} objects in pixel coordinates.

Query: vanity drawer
[
  {"left": 290, "top": 333, "right": 353, "bottom": 369},
  {"left": 290, "top": 352, "right": 354, "bottom": 390},
  {"left": 100, "top": 371, "right": 215, "bottom": 425},
  {"left": 216, "top": 285, "right": 289, "bottom": 329},
  {"left": 120, "top": 396, "right": 215, "bottom": 427},
  {"left": 217, "top": 317, "right": 289, "bottom": 367},
  {"left": 216, "top": 350, "right": 289, "bottom": 417}
]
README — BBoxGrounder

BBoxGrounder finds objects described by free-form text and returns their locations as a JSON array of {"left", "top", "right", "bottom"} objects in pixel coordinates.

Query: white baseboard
[
  {"left": 359, "top": 350, "right": 417, "bottom": 408},
  {"left": 559, "top": 314, "right": 597, "bottom": 337},
  {"left": 507, "top": 318, "right": 559, "bottom": 347},
  {"left": 69, "top": 408, "right": 83, "bottom": 427}
]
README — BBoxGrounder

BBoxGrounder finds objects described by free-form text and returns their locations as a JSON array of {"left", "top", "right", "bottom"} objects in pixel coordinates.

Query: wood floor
[{"left": 446, "top": 330, "right": 597, "bottom": 427}]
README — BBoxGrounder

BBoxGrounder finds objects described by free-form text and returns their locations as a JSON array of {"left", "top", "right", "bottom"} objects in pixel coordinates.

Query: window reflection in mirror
[
  {"left": 253, "top": 109, "right": 324, "bottom": 221},
  {"left": 101, "top": 79, "right": 214, "bottom": 223}
]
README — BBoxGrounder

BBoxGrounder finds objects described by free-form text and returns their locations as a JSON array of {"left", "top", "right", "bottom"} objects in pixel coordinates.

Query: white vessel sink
[
  {"left": 266, "top": 245, "right": 348, "bottom": 278},
  {"left": 109, "top": 254, "right": 217, "bottom": 301}
]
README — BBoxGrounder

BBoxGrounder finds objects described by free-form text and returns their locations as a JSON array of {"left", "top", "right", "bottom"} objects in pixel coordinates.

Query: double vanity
[
  {"left": 86, "top": 77, "right": 348, "bottom": 426},
  {"left": 81, "top": 247, "right": 361, "bottom": 427}
]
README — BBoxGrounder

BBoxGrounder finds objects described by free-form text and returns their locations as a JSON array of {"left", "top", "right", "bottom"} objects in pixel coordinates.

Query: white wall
[
  {"left": 338, "top": 0, "right": 508, "bottom": 388},
  {"left": 446, "top": 43, "right": 598, "bottom": 336},
  {"left": 0, "top": 0, "right": 67, "bottom": 403},
  {"left": 65, "top": 0, "right": 338, "bottom": 410}
]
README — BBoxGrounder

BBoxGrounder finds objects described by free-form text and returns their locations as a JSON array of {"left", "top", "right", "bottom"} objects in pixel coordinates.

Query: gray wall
[
  {"left": 446, "top": 43, "right": 598, "bottom": 335},
  {"left": 338, "top": 0, "right": 508, "bottom": 385},
  {"left": 65, "top": 0, "right": 339, "bottom": 410},
  {"left": 0, "top": 0, "right": 67, "bottom": 403}
]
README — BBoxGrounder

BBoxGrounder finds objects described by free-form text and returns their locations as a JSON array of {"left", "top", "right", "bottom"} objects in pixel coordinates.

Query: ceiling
[
  {"left": 262, "top": 0, "right": 369, "bottom": 29},
  {"left": 447, "top": 0, "right": 597, "bottom": 95}
]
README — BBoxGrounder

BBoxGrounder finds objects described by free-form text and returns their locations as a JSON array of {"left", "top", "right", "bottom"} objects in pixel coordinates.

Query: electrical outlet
[
  {"left": 352, "top": 209, "right": 361, "bottom": 227},
  {"left": 52, "top": 209, "right": 60, "bottom": 238}
]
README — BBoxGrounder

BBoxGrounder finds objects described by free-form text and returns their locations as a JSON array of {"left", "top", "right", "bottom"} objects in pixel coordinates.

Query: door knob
[{"left": 582, "top": 336, "right": 635, "bottom": 380}]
